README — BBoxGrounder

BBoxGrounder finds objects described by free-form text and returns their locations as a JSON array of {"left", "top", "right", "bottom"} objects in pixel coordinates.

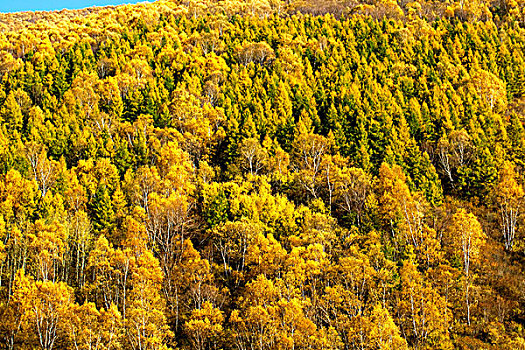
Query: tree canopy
[{"left": 0, "top": 0, "right": 525, "bottom": 349}]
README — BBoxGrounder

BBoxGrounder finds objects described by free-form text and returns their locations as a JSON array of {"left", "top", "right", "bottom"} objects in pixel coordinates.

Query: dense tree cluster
[{"left": 0, "top": 0, "right": 525, "bottom": 349}]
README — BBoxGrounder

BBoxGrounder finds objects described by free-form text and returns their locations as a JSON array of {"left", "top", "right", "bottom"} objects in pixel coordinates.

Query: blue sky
[{"left": 0, "top": 0, "right": 153, "bottom": 13}]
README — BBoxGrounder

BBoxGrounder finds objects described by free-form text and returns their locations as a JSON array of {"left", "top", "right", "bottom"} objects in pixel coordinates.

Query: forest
[{"left": 0, "top": 0, "right": 524, "bottom": 348}]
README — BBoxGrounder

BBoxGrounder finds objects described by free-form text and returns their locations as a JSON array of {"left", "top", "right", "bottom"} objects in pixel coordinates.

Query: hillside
[{"left": 0, "top": 0, "right": 525, "bottom": 349}]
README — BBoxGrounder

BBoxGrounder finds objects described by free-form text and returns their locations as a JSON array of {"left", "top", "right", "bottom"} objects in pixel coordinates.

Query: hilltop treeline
[{"left": 0, "top": 0, "right": 525, "bottom": 349}]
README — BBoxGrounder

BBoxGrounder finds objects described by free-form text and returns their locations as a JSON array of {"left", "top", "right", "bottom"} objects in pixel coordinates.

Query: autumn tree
[
  {"left": 184, "top": 301, "right": 224, "bottom": 350},
  {"left": 377, "top": 163, "right": 441, "bottom": 265},
  {"left": 335, "top": 166, "right": 372, "bottom": 226},
  {"left": 494, "top": 161, "right": 524, "bottom": 250},
  {"left": 448, "top": 209, "right": 486, "bottom": 326},
  {"left": 11, "top": 269, "right": 74, "bottom": 350},
  {"left": 238, "top": 138, "right": 268, "bottom": 176},
  {"left": 66, "top": 302, "right": 122, "bottom": 350},
  {"left": 25, "top": 143, "right": 58, "bottom": 199},
  {"left": 396, "top": 260, "right": 451, "bottom": 348},
  {"left": 292, "top": 129, "right": 329, "bottom": 199},
  {"left": 125, "top": 250, "right": 173, "bottom": 350}
]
